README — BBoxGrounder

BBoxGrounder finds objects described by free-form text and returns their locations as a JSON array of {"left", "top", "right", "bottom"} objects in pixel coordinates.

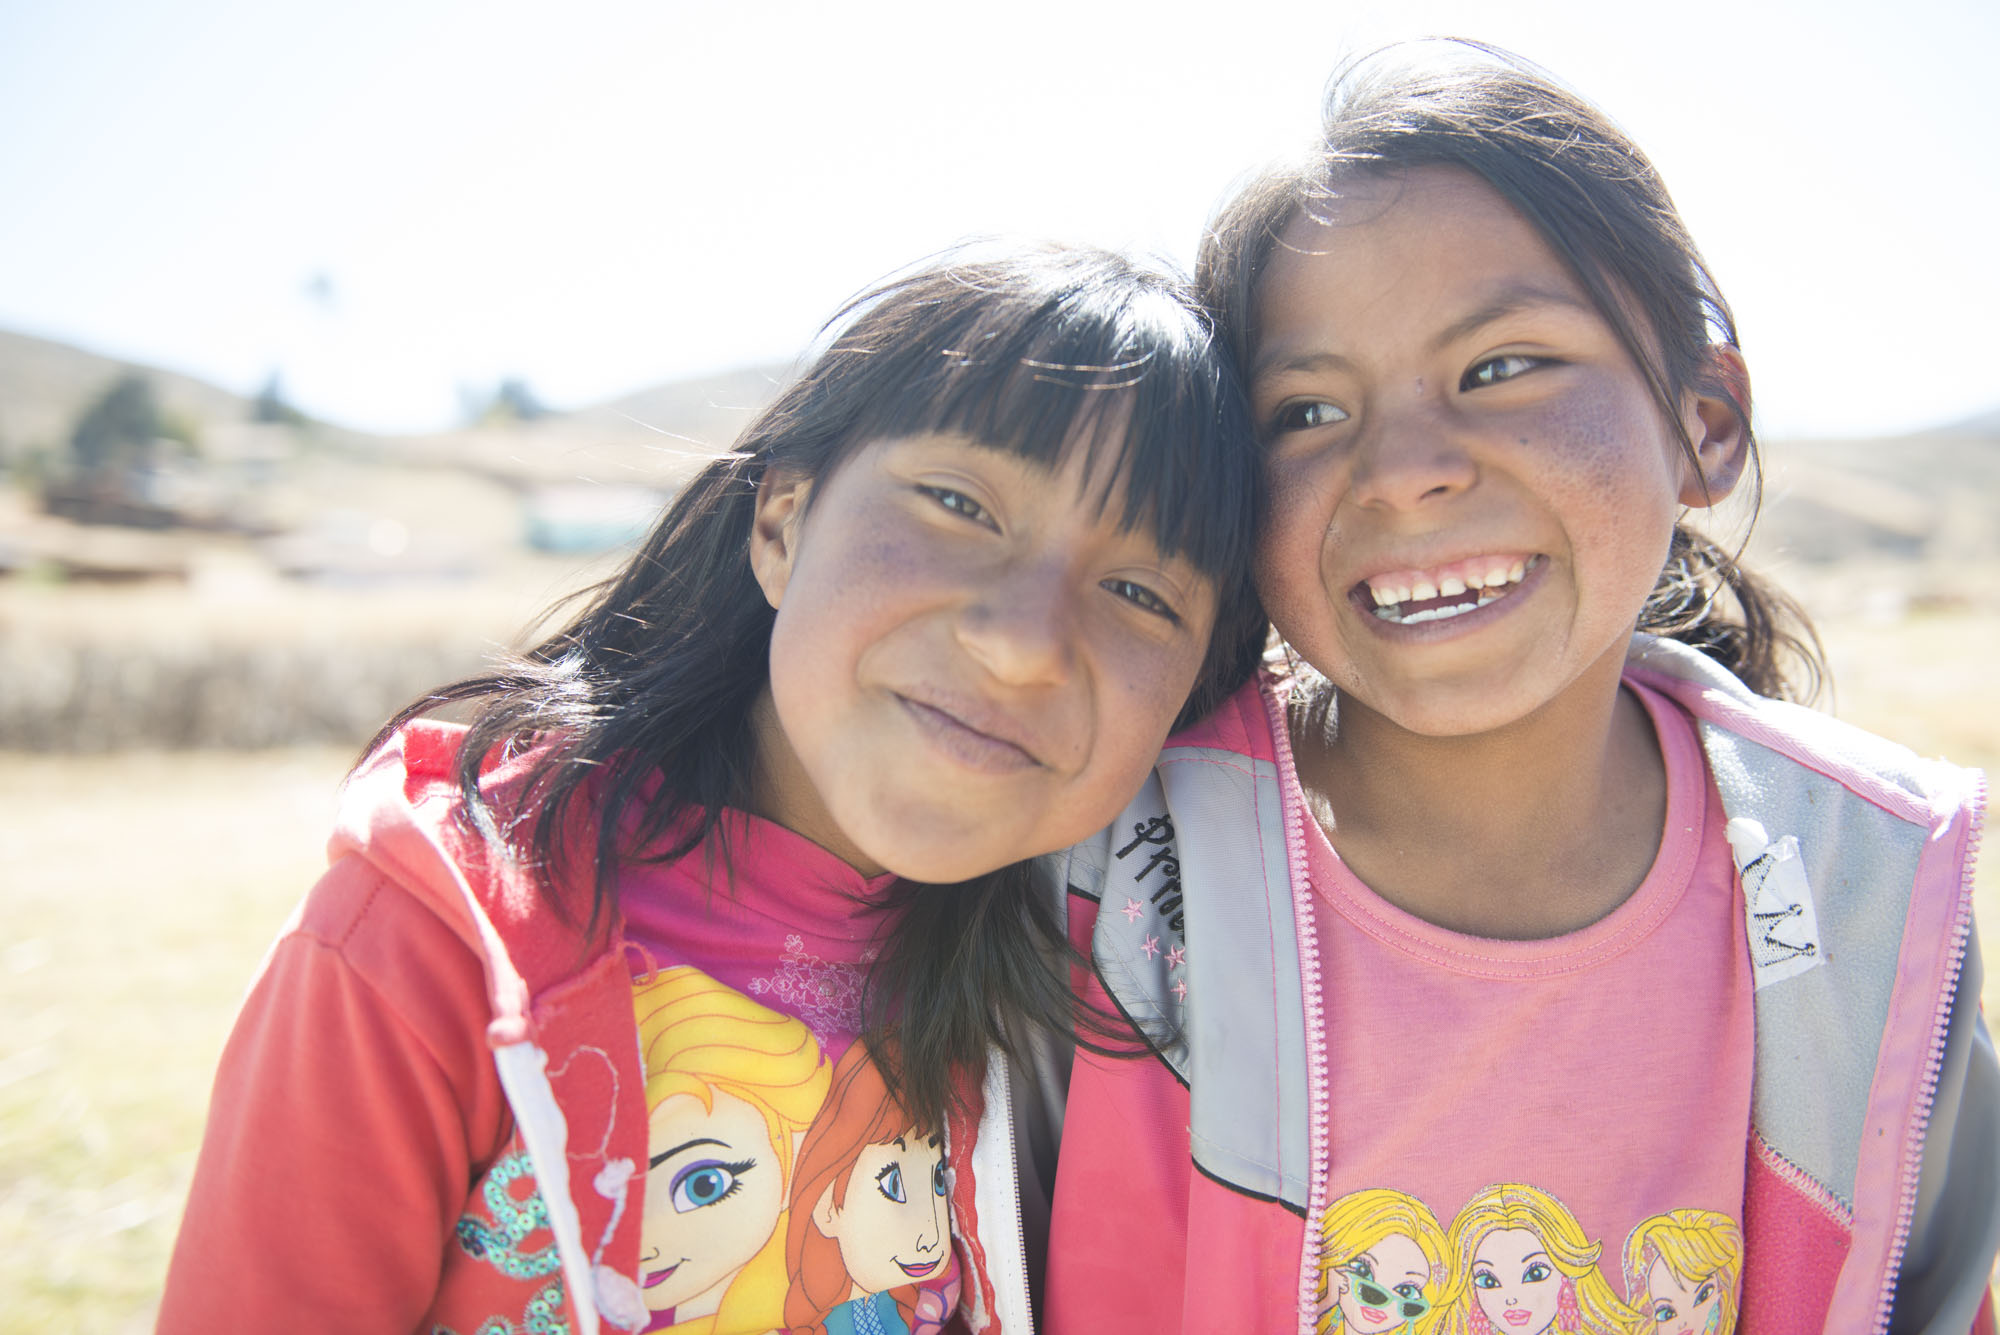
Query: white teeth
[
  {"left": 1369, "top": 556, "right": 1541, "bottom": 620},
  {"left": 1374, "top": 600, "right": 1481, "bottom": 625}
]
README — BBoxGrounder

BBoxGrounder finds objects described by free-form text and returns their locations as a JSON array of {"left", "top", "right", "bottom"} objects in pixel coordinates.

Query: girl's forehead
[
  {"left": 1253, "top": 167, "right": 1595, "bottom": 367},
  {"left": 1276, "top": 167, "right": 1546, "bottom": 280}
]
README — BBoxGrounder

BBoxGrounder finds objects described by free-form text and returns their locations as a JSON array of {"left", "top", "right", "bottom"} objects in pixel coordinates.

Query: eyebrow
[
  {"left": 1428, "top": 284, "right": 1597, "bottom": 354},
  {"left": 1356, "top": 1249, "right": 1427, "bottom": 1280},
  {"left": 1249, "top": 346, "right": 1353, "bottom": 384},
  {"left": 1250, "top": 282, "right": 1599, "bottom": 384},
  {"left": 650, "top": 1136, "right": 730, "bottom": 1169}
]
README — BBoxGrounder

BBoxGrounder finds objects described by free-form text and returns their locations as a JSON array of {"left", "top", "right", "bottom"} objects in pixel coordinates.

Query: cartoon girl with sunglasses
[{"left": 1317, "top": 1188, "right": 1449, "bottom": 1334}]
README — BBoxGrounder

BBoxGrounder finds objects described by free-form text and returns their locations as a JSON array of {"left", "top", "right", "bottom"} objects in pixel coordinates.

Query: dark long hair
[
  {"left": 372, "top": 243, "right": 1263, "bottom": 1130},
  {"left": 1198, "top": 40, "right": 1822, "bottom": 701}
]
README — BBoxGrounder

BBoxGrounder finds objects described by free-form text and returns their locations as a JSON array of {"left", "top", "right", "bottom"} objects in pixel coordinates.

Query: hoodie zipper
[{"left": 1872, "top": 772, "right": 1985, "bottom": 1335}]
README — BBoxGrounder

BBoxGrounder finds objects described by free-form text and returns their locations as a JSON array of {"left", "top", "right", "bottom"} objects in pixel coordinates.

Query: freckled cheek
[
  {"left": 1531, "top": 392, "right": 1683, "bottom": 504},
  {"left": 1094, "top": 636, "right": 1200, "bottom": 741},
  {"left": 799, "top": 529, "right": 950, "bottom": 629},
  {"left": 1258, "top": 464, "right": 1345, "bottom": 603}
]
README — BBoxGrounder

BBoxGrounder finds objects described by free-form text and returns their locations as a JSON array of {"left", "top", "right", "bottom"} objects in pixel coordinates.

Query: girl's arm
[{"left": 158, "top": 856, "right": 510, "bottom": 1330}]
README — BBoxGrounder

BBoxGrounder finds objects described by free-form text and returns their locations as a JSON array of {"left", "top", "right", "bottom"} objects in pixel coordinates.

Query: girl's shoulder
[
  {"left": 1626, "top": 633, "right": 1981, "bottom": 823},
  {"left": 1160, "top": 672, "right": 1285, "bottom": 764},
  {"left": 332, "top": 719, "right": 609, "bottom": 995}
]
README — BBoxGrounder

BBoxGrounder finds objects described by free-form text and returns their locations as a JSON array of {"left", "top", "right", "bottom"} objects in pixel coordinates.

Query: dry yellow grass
[
  {"left": 0, "top": 610, "right": 1992, "bottom": 1331},
  {"left": 0, "top": 748, "right": 349, "bottom": 1334}
]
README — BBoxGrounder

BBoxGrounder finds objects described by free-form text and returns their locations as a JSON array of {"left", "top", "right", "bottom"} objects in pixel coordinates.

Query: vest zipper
[
  {"left": 1873, "top": 771, "right": 1986, "bottom": 1335},
  {"left": 1260, "top": 676, "right": 1333, "bottom": 1335}
]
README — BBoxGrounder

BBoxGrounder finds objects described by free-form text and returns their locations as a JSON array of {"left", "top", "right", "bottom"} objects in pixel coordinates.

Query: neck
[
  {"left": 747, "top": 689, "right": 885, "bottom": 877},
  {"left": 1294, "top": 655, "right": 1666, "bottom": 939}
]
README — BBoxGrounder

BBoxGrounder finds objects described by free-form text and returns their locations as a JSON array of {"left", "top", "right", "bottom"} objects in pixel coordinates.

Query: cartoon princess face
[
  {"left": 633, "top": 966, "right": 830, "bottom": 1326},
  {"left": 1331, "top": 1232, "right": 1433, "bottom": 1332},
  {"left": 1641, "top": 1255, "right": 1724, "bottom": 1335},
  {"left": 639, "top": 1087, "right": 790, "bottom": 1313},
  {"left": 809, "top": 1129, "right": 949, "bottom": 1296},
  {"left": 1469, "top": 1229, "right": 1562, "bottom": 1335}
]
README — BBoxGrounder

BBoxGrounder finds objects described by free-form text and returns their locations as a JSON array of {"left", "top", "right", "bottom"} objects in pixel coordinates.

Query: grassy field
[
  {"left": 0, "top": 748, "right": 349, "bottom": 1334},
  {"left": 0, "top": 611, "right": 1994, "bottom": 1332}
]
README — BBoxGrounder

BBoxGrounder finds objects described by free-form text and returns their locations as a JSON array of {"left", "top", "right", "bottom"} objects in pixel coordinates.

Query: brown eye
[
  {"left": 1463, "top": 354, "right": 1542, "bottom": 389},
  {"left": 1272, "top": 399, "right": 1349, "bottom": 432},
  {"left": 918, "top": 484, "right": 990, "bottom": 524},
  {"left": 1102, "top": 578, "right": 1180, "bottom": 624}
]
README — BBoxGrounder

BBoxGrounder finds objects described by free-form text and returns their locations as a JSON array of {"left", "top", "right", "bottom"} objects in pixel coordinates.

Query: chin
[
  {"left": 874, "top": 849, "right": 1000, "bottom": 885},
  {"left": 854, "top": 804, "right": 1051, "bottom": 885}
]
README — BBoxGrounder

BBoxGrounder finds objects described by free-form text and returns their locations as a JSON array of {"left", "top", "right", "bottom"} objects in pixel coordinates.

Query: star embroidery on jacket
[
  {"left": 1122, "top": 897, "right": 1144, "bottom": 922},
  {"left": 1171, "top": 978, "right": 1188, "bottom": 1001},
  {"left": 1166, "top": 945, "right": 1186, "bottom": 968},
  {"left": 1140, "top": 934, "right": 1160, "bottom": 960}
]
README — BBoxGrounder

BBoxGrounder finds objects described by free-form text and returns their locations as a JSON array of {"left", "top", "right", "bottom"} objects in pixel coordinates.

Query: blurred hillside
[
  {"left": 1743, "top": 412, "right": 2000, "bottom": 609},
  {"left": 0, "top": 330, "right": 253, "bottom": 464},
  {"left": 2, "top": 324, "right": 1998, "bottom": 750},
  {"left": 0, "top": 329, "right": 785, "bottom": 748}
]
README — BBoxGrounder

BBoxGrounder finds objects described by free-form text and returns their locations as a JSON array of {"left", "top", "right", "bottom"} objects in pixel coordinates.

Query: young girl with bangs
[
  {"left": 1040, "top": 44, "right": 1998, "bottom": 1335},
  {"left": 159, "top": 244, "right": 1264, "bottom": 1335}
]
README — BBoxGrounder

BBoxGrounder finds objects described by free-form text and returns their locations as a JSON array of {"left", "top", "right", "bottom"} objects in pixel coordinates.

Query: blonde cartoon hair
[
  {"left": 635, "top": 965, "right": 831, "bottom": 1185},
  {"left": 1622, "top": 1210, "right": 1742, "bottom": 1335},
  {"left": 633, "top": 966, "right": 831, "bottom": 1331},
  {"left": 1440, "top": 1185, "right": 1637, "bottom": 1335},
  {"left": 1317, "top": 1188, "right": 1448, "bottom": 1334}
]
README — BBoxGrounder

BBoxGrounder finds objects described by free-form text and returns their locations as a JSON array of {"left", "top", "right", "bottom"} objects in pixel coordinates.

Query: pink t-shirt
[
  {"left": 1304, "top": 681, "right": 1753, "bottom": 1335},
  {"left": 620, "top": 813, "right": 958, "bottom": 1335}
]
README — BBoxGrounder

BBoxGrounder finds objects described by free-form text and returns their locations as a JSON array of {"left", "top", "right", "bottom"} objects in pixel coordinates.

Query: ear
[
  {"left": 810, "top": 1180, "right": 840, "bottom": 1237},
  {"left": 1677, "top": 346, "right": 1751, "bottom": 510},
  {"left": 749, "top": 470, "right": 812, "bottom": 610}
]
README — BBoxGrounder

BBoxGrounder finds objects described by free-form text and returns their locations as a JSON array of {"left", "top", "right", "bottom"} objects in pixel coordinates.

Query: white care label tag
[{"left": 1725, "top": 817, "right": 1827, "bottom": 989}]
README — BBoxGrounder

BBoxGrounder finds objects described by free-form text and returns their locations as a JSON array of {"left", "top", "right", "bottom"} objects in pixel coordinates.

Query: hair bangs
[{"left": 818, "top": 247, "right": 1257, "bottom": 584}]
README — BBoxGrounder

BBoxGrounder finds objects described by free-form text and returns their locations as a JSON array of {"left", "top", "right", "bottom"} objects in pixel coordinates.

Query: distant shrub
[
  {"left": 462, "top": 376, "right": 548, "bottom": 425},
  {"left": 252, "top": 372, "right": 309, "bottom": 427},
  {"left": 69, "top": 375, "right": 159, "bottom": 471}
]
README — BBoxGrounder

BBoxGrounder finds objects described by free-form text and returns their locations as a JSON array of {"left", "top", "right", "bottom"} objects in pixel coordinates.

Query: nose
[
  {"left": 954, "top": 557, "right": 1076, "bottom": 687},
  {"left": 1346, "top": 405, "right": 1477, "bottom": 511}
]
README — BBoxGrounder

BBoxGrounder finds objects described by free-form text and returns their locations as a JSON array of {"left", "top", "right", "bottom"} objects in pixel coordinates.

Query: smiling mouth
[
  {"left": 1501, "top": 1310, "right": 1532, "bottom": 1327},
  {"left": 1360, "top": 1305, "right": 1387, "bottom": 1324},
  {"left": 897, "top": 695, "right": 1042, "bottom": 773},
  {"left": 1357, "top": 553, "right": 1543, "bottom": 626},
  {"left": 897, "top": 1256, "right": 943, "bottom": 1279},
  {"left": 642, "top": 1261, "right": 682, "bottom": 1289}
]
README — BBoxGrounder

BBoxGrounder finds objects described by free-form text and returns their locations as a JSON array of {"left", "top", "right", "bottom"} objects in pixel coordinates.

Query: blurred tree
[
  {"left": 253, "top": 371, "right": 309, "bottom": 426},
  {"left": 464, "top": 376, "right": 549, "bottom": 425},
  {"left": 70, "top": 374, "right": 159, "bottom": 470}
]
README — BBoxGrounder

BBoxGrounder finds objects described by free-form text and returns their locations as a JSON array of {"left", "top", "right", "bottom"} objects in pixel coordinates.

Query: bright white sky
[{"left": 1, "top": 0, "right": 1994, "bottom": 438}]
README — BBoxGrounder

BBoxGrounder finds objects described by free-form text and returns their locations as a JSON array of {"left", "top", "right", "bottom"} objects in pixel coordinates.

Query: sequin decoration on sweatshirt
[{"left": 455, "top": 1151, "right": 563, "bottom": 1281}]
